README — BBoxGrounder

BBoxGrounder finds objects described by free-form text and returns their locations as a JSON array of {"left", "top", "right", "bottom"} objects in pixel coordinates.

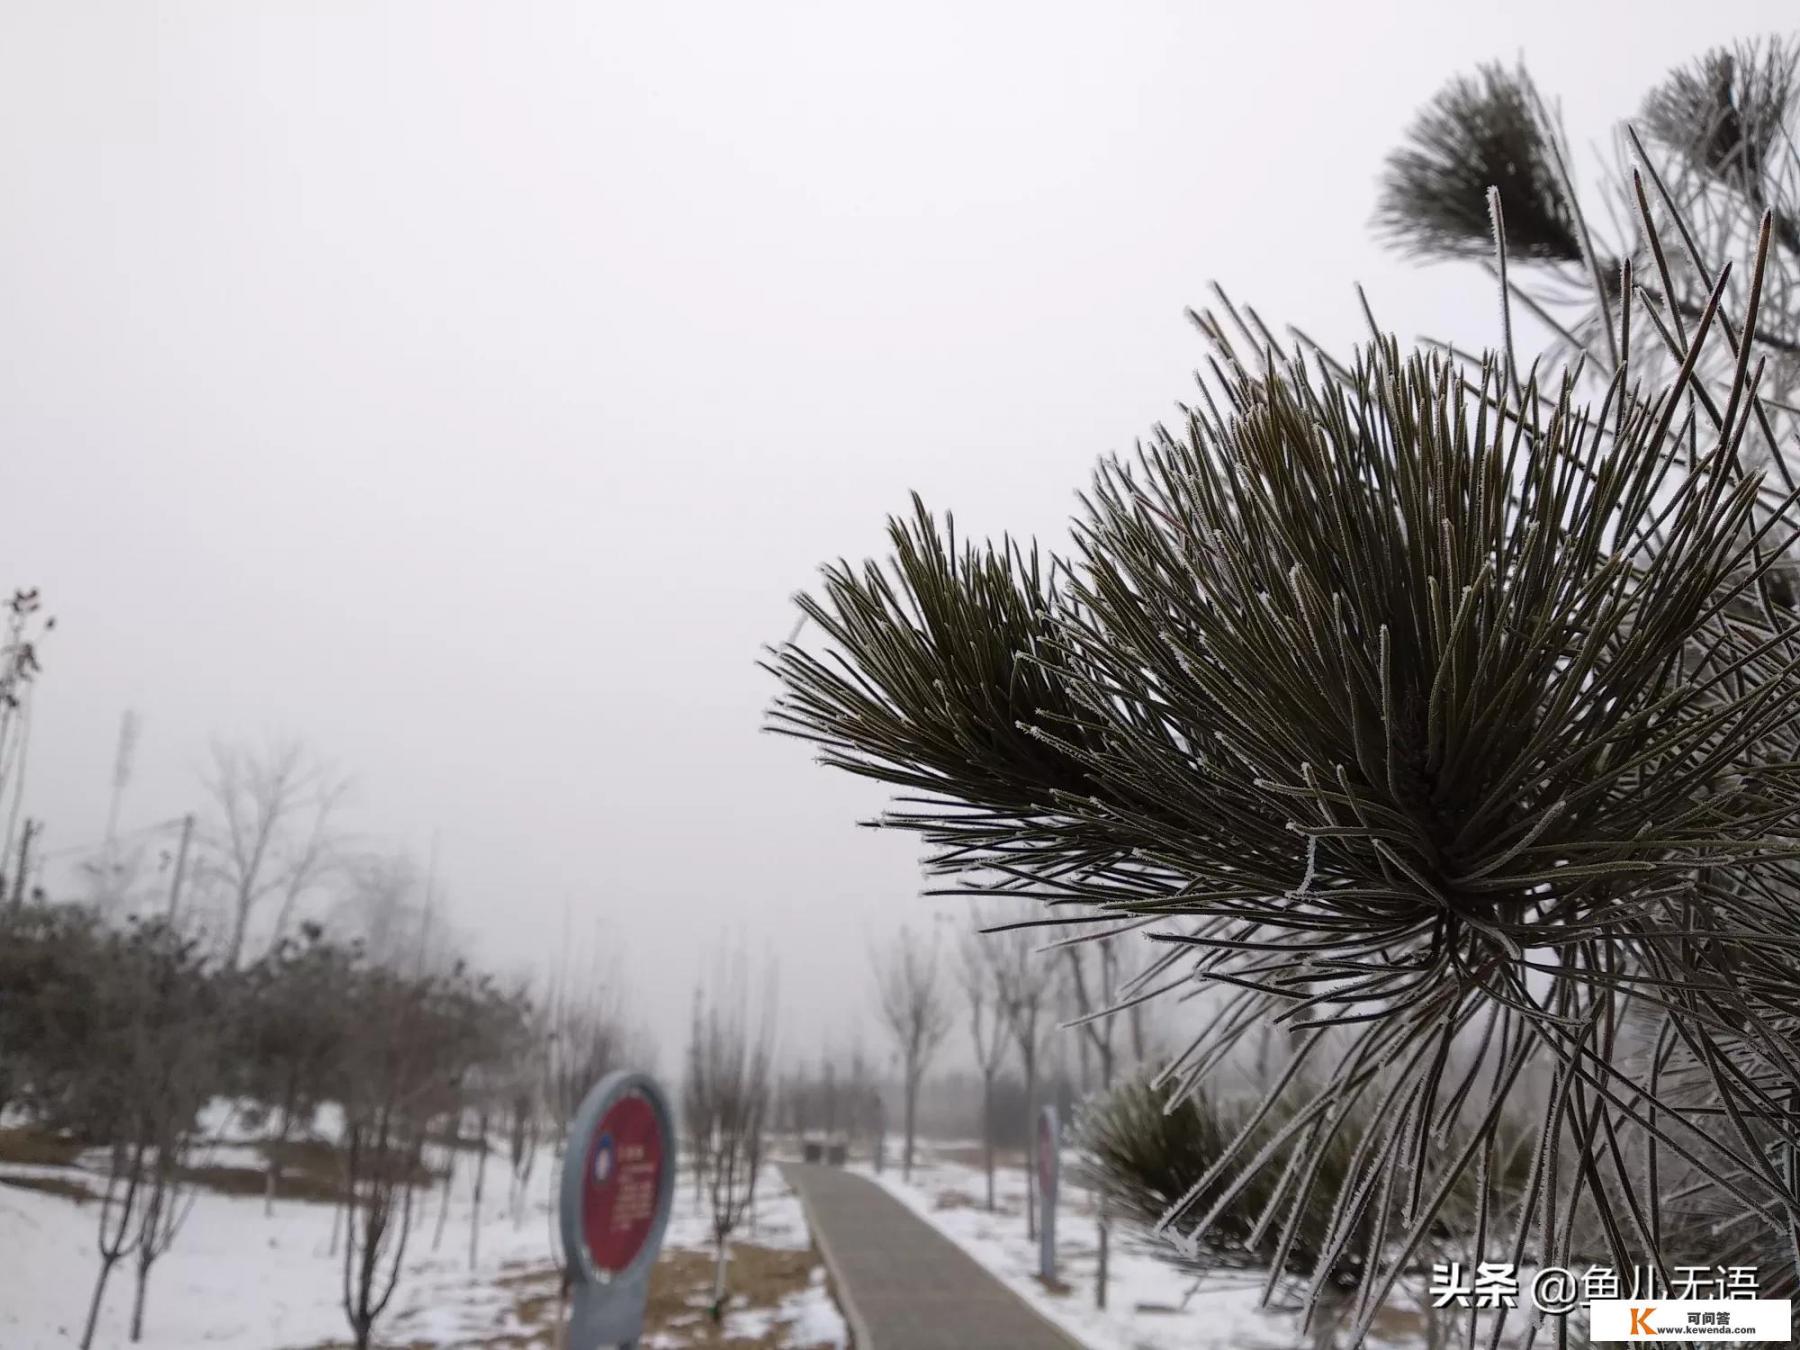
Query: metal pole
[{"left": 166, "top": 813, "right": 194, "bottom": 921}]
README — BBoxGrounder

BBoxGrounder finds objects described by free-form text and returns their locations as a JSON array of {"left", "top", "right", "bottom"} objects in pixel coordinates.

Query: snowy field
[
  {"left": 0, "top": 1106, "right": 845, "bottom": 1350},
  {"left": 862, "top": 1142, "right": 1498, "bottom": 1350},
  {"left": 2, "top": 1106, "right": 1541, "bottom": 1350}
]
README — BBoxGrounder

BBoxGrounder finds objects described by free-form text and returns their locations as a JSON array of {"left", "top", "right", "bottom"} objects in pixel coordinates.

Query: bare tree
[
  {"left": 82, "top": 1136, "right": 148, "bottom": 1350},
  {"left": 0, "top": 589, "right": 49, "bottom": 915},
  {"left": 686, "top": 954, "right": 776, "bottom": 1322},
  {"left": 340, "top": 1097, "right": 425, "bottom": 1350},
  {"left": 1058, "top": 915, "right": 1156, "bottom": 1313},
  {"left": 872, "top": 925, "right": 952, "bottom": 1182},
  {"left": 989, "top": 917, "right": 1056, "bottom": 1241},
  {"left": 129, "top": 1100, "right": 207, "bottom": 1343},
  {"left": 499, "top": 985, "right": 548, "bottom": 1230},
  {"left": 956, "top": 924, "right": 1010, "bottom": 1211},
  {"left": 681, "top": 989, "right": 711, "bottom": 1205},
  {"left": 467, "top": 976, "right": 534, "bottom": 1266},
  {"left": 336, "top": 962, "right": 484, "bottom": 1350},
  {"left": 200, "top": 740, "right": 346, "bottom": 968},
  {"left": 125, "top": 943, "right": 220, "bottom": 1344},
  {"left": 77, "top": 919, "right": 220, "bottom": 1349},
  {"left": 267, "top": 776, "right": 348, "bottom": 950},
  {"left": 0, "top": 589, "right": 48, "bottom": 850},
  {"left": 504, "top": 1082, "right": 540, "bottom": 1225},
  {"left": 236, "top": 926, "right": 357, "bottom": 1216}
]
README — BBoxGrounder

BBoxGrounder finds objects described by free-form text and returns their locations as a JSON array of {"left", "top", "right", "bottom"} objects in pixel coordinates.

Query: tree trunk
[
  {"left": 432, "top": 1124, "right": 456, "bottom": 1251},
  {"left": 79, "top": 1255, "right": 117, "bottom": 1350},
  {"left": 1096, "top": 1042, "right": 1113, "bottom": 1310},
  {"left": 552, "top": 1276, "right": 571, "bottom": 1350},
  {"left": 1024, "top": 1054, "right": 1037, "bottom": 1242},
  {"left": 129, "top": 1260, "right": 149, "bottom": 1342},
  {"left": 1096, "top": 1217, "right": 1109, "bottom": 1310},
  {"left": 981, "top": 1070, "right": 996, "bottom": 1212},
  {"left": 469, "top": 1113, "right": 490, "bottom": 1270},
  {"left": 902, "top": 1072, "right": 918, "bottom": 1182},
  {"left": 265, "top": 1099, "right": 291, "bottom": 1218},
  {"left": 328, "top": 1140, "right": 351, "bottom": 1258},
  {"left": 510, "top": 1129, "right": 536, "bottom": 1230},
  {"left": 710, "top": 1236, "right": 729, "bottom": 1323}
]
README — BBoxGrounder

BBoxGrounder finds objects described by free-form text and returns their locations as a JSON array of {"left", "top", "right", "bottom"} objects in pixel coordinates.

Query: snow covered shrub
[{"left": 1078, "top": 1071, "right": 1536, "bottom": 1290}]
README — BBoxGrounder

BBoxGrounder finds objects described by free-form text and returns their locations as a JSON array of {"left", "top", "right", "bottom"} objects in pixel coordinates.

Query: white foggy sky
[{"left": 2, "top": 0, "right": 1788, "bottom": 1062}]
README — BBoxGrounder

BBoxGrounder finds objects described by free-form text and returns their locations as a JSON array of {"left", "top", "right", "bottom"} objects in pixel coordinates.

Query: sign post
[
  {"left": 1037, "top": 1103, "right": 1059, "bottom": 1282},
  {"left": 558, "top": 1070, "right": 677, "bottom": 1350}
]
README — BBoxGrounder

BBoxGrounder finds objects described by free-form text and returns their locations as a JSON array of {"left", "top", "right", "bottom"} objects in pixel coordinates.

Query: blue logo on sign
[{"left": 593, "top": 1133, "right": 615, "bottom": 1184}]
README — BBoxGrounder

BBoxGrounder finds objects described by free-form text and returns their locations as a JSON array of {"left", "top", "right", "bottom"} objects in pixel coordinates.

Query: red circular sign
[{"left": 580, "top": 1092, "right": 666, "bottom": 1275}]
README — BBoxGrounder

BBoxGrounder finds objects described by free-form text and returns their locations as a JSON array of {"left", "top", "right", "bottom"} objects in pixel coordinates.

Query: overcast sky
[{"left": 2, "top": 0, "right": 1789, "bottom": 1064}]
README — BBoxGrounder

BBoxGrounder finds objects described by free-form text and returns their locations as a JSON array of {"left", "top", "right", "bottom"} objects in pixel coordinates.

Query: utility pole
[
  {"left": 104, "top": 709, "right": 139, "bottom": 847},
  {"left": 166, "top": 813, "right": 195, "bottom": 921},
  {"left": 99, "top": 709, "right": 139, "bottom": 910},
  {"left": 10, "top": 817, "right": 37, "bottom": 909}
]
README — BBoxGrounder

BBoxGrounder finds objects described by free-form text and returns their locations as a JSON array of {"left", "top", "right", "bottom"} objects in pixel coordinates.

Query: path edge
[{"left": 782, "top": 1163, "right": 878, "bottom": 1350}]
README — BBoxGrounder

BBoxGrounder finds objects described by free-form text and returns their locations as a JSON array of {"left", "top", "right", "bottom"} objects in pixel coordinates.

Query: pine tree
[{"left": 765, "top": 193, "right": 1800, "bottom": 1339}]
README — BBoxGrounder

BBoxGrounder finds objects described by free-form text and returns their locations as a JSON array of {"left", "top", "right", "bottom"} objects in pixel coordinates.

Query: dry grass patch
[
  {"left": 490, "top": 1241, "right": 836, "bottom": 1349},
  {"left": 0, "top": 1125, "right": 84, "bottom": 1167},
  {"left": 263, "top": 1137, "right": 438, "bottom": 1187},
  {"left": 178, "top": 1162, "right": 345, "bottom": 1204},
  {"left": 184, "top": 1140, "right": 437, "bottom": 1205}
]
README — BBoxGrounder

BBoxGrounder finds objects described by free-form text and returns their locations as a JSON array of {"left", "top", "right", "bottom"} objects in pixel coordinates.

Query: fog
[{"left": 2, "top": 0, "right": 1783, "bottom": 1057}]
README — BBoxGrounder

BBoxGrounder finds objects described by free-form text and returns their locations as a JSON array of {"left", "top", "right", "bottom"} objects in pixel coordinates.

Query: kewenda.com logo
[{"left": 1588, "top": 1298, "right": 1791, "bottom": 1340}]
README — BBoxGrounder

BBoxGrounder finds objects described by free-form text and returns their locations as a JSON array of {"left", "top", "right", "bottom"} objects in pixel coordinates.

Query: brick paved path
[{"left": 784, "top": 1163, "right": 1087, "bottom": 1350}]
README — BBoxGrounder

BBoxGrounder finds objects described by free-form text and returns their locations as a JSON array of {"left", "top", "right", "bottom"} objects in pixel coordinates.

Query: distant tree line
[
  {"left": 0, "top": 902, "right": 535, "bottom": 1349},
  {"left": 0, "top": 582, "right": 676, "bottom": 1350}
]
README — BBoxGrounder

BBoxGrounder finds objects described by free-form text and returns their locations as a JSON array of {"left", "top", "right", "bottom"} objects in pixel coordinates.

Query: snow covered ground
[
  {"left": 0, "top": 1108, "right": 845, "bottom": 1350},
  {"left": 860, "top": 1141, "right": 1490, "bottom": 1350}
]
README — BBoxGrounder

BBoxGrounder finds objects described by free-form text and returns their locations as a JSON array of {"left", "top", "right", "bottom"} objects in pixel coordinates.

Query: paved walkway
[{"left": 784, "top": 1163, "right": 1086, "bottom": 1350}]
